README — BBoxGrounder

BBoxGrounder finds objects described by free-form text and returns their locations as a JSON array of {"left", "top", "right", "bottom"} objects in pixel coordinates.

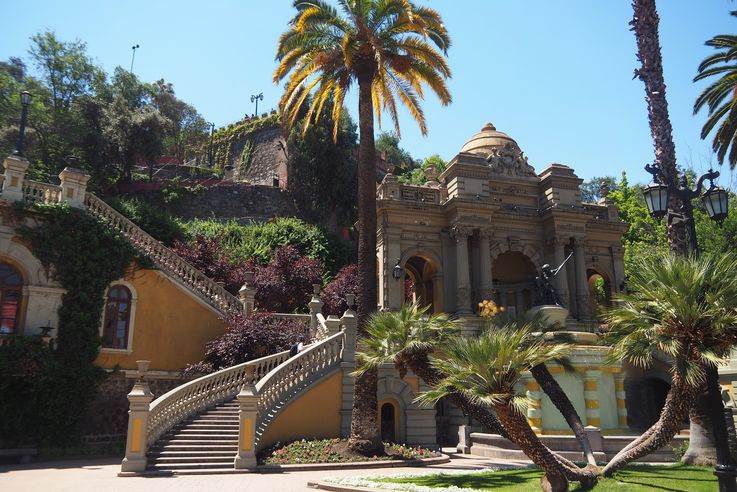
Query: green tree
[
  {"left": 274, "top": 0, "right": 451, "bottom": 455},
  {"left": 694, "top": 11, "right": 737, "bottom": 169},
  {"left": 152, "top": 78, "right": 209, "bottom": 163},
  {"left": 602, "top": 252, "right": 737, "bottom": 476},
  {"left": 580, "top": 175, "right": 618, "bottom": 203}
]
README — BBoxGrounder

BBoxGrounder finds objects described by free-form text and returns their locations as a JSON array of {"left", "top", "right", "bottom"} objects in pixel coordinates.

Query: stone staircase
[{"left": 147, "top": 399, "right": 239, "bottom": 474}]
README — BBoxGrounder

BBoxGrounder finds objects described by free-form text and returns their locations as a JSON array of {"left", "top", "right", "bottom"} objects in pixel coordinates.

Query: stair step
[
  {"left": 147, "top": 462, "right": 234, "bottom": 470},
  {"left": 190, "top": 416, "right": 239, "bottom": 422},
  {"left": 164, "top": 433, "right": 237, "bottom": 440},
  {"left": 154, "top": 438, "right": 238, "bottom": 445},
  {"left": 150, "top": 455, "right": 235, "bottom": 464},
  {"left": 151, "top": 450, "right": 237, "bottom": 457},
  {"left": 168, "top": 428, "right": 238, "bottom": 434}
]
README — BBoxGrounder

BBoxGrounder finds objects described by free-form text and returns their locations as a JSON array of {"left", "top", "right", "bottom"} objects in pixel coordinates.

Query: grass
[{"left": 362, "top": 464, "right": 715, "bottom": 491}]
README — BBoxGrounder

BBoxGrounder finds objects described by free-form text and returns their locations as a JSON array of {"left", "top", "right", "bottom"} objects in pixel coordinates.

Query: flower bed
[{"left": 260, "top": 438, "right": 441, "bottom": 465}]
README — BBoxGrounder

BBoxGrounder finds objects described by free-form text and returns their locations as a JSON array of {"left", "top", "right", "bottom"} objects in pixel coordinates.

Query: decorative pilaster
[
  {"left": 573, "top": 239, "right": 590, "bottom": 321},
  {"left": 2, "top": 154, "right": 29, "bottom": 202},
  {"left": 239, "top": 272, "right": 256, "bottom": 317},
  {"left": 120, "top": 362, "right": 153, "bottom": 474},
  {"left": 234, "top": 366, "right": 258, "bottom": 469},
  {"left": 552, "top": 237, "right": 570, "bottom": 307},
  {"left": 614, "top": 372, "right": 628, "bottom": 428},
  {"left": 308, "top": 283, "right": 323, "bottom": 338},
  {"left": 524, "top": 376, "right": 543, "bottom": 434},
  {"left": 479, "top": 228, "right": 494, "bottom": 301},
  {"left": 340, "top": 294, "right": 358, "bottom": 363},
  {"left": 58, "top": 166, "right": 91, "bottom": 208},
  {"left": 583, "top": 369, "right": 601, "bottom": 428},
  {"left": 451, "top": 224, "right": 473, "bottom": 314}
]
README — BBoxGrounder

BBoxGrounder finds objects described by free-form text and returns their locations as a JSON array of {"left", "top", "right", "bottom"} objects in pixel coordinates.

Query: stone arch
[
  {"left": 587, "top": 268, "right": 613, "bottom": 317},
  {"left": 376, "top": 375, "right": 416, "bottom": 444},
  {"left": 491, "top": 250, "right": 538, "bottom": 316},
  {"left": 399, "top": 247, "right": 443, "bottom": 313},
  {"left": 0, "top": 230, "right": 56, "bottom": 287},
  {"left": 490, "top": 241, "right": 541, "bottom": 267}
]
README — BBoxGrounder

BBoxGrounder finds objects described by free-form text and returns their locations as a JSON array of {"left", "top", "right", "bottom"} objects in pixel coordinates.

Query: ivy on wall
[
  {"left": 0, "top": 203, "right": 139, "bottom": 446},
  {"left": 201, "top": 113, "right": 280, "bottom": 172}
]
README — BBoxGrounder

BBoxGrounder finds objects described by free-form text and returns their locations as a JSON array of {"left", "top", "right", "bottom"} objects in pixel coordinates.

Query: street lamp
[
  {"left": 250, "top": 92, "right": 263, "bottom": 117},
  {"left": 392, "top": 258, "right": 403, "bottom": 280},
  {"left": 130, "top": 44, "right": 140, "bottom": 73},
  {"left": 208, "top": 122, "right": 215, "bottom": 167},
  {"left": 13, "top": 90, "right": 32, "bottom": 157},
  {"left": 642, "top": 162, "right": 735, "bottom": 490}
]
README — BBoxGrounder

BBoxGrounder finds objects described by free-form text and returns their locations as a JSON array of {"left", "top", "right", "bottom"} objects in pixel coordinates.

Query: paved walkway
[{"left": 0, "top": 449, "right": 530, "bottom": 492}]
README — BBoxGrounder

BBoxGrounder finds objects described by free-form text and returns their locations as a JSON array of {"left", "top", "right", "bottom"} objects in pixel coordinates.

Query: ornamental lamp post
[
  {"left": 642, "top": 161, "right": 734, "bottom": 491},
  {"left": 250, "top": 92, "right": 263, "bottom": 117},
  {"left": 13, "top": 90, "right": 32, "bottom": 157},
  {"left": 208, "top": 122, "right": 215, "bottom": 167}
]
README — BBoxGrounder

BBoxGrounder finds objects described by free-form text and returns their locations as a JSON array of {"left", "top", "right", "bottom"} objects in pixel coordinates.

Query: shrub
[
  {"left": 183, "top": 311, "right": 308, "bottom": 375},
  {"left": 322, "top": 264, "right": 358, "bottom": 316},
  {"left": 254, "top": 245, "right": 323, "bottom": 313},
  {"left": 171, "top": 234, "right": 250, "bottom": 295},
  {"left": 106, "top": 196, "right": 186, "bottom": 245}
]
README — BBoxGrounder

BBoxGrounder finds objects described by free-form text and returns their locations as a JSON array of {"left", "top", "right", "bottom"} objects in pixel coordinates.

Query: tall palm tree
[
  {"left": 631, "top": 0, "right": 688, "bottom": 256},
  {"left": 274, "top": 0, "right": 451, "bottom": 454},
  {"left": 601, "top": 252, "right": 737, "bottom": 476},
  {"left": 419, "top": 325, "right": 573, "bottom": 492},
  {"left": 694, "top": 11, "right": 737, "bottom": 170},
  {"left": 356, "top": 305, "right": 598, "bottom": 487}
]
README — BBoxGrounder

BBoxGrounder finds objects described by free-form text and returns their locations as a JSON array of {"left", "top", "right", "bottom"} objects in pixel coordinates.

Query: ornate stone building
[{"left": 377, "top": 123, "right": 627, "bottom": 327}]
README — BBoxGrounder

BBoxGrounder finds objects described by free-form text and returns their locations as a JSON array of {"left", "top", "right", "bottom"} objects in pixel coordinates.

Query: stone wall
[{"left": 80, "top": 373, "right": 187, "bottom": 450}]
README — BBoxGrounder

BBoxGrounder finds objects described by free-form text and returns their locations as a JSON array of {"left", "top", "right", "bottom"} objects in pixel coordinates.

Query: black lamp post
[
  {"left": 207, "top": 122, "right": 215, "bottom": 167},
  {"left": 13, "top": 90, "right": 32, "bottom": 157},
  {"left": 130, "top": 44, "right": 140, "bottom": 73},
  {"left": 642, "top": 162, "right": 735, "bottom": 491},
  {"left": 392, "top": 258, "right": 403, "bottom": 280},
  {"left": 250, "top": 92, "right": 263, "bottom": 117}
]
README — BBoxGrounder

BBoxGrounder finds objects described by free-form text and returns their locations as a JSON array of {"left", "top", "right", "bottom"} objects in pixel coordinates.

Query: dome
[{"left": 459, "top": 123, "right": 518, "bottom": 155}]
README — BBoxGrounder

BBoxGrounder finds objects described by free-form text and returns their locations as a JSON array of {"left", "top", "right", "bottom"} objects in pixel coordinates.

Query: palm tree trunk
[
  {"left": 530, "top": 364, "right": 597, "bottom": 466},
  {"left": 682, "top": 389, "right": 717, "bottom": 466},
  {"left": 602, "top": 376, "right": 696, "bottom": 476},
  {"left": 348, "top": 73, "right": 382, "bottom": 455},
  {"left": 495, "top": 403, "right": 569, "bottom": 492}
]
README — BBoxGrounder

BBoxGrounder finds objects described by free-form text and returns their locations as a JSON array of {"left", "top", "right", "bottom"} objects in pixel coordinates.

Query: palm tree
[
  {"left": 694, "top": 11, "right": 737, "bottom": 170},
  {"left": 419, "top": 325, "right": 573, "bottom": 492},
  {"left": 274, "top": 0, "right": 451, "bottom": 454},
  {"left": 601, "top": 252, "right": 737, "bottom": 476},
  {"left": 356, "top": 304, "right": 598, "bottom": 486}
]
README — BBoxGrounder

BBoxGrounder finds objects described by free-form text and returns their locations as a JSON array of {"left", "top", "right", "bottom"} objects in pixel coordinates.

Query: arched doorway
[
  {"left": 379, "top": 399, "right": 400, "bottom": 443},
  {"left": 0, "top": 262, "right": 23, "bottom": 335},
  {"left": 587, "top": 270, "right": 612, "bottom": 319},
  {"left": 624, "top": 376, "right": 671, "bottom": 432},
  {"left": 491, "top": 252, "right": 537, "bottom": 318},
  {"left": 403, "top": 255, "right": 437, "bottom": 312}
]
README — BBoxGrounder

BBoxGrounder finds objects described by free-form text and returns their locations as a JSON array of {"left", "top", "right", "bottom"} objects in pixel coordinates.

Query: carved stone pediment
[{"left": 486, "top": 143, "right": 536, "bottom": 177}]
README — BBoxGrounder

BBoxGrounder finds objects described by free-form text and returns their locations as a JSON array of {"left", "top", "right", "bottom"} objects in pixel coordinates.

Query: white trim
[{"left": 99, "top": 280, "right": 138, "bottom": 354}]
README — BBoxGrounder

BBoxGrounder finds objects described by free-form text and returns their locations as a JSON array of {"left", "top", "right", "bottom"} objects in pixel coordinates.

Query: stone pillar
[
  {"left": 553, "top": 237, "right": 570, "bottom": 307},
  {"left": 339, "top": 294, "right": 358, "bottom": 436},
  {"left": 340, "top": 294, "right": 358, "bottom": 364},
  {"left": 614, "top": 372, "right": 628, "bottom": 429},
  {"left": 58, "top": 167, "right": 91, "bottom": 208},
  {"left": 573, "top": 239, "right": 589, "bottom": 321},
  {"left": 451, "top": 225, "right": 473, "bottom": 314},
  {"left": 234, "top": 367, "right": 258, "bottom": 470},
  {"left": 583, "top": 369, "right": 601, "bottom": 428},
  {"left": 2, "top": 155, "right": 29, "bottom": 202},
  {"left": 308, "top": 283, "right": 323, "bottom": 338},
  {"left": 499, "top": 290, "right": 507, "bottom": 311},
  {"left": 239, "top": 271, "right": 256, "bottom": 317},
  {"left": 479, "top": 229, "right": 494, "bottom": 302},
  {"left": 524, "top": 376, "right": 543, "bottom": 434},
  {"left": 120, "top": 366, "right": 154, "bottom": 474}
]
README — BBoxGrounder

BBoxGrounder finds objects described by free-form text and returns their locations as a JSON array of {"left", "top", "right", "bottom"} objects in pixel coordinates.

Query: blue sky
[{"left": 2, "top": 1, "right": 736, "bottom": 187}]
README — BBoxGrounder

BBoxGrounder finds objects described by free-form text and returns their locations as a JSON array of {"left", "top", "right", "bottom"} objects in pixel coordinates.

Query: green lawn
[{"left": 365, "top": 464, "right": 715, "bottom": 491}]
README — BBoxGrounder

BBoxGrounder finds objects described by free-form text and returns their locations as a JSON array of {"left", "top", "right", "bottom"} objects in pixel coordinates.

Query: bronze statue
[{"left": 536, "top": 252, "right": 573, "bottom": 306}]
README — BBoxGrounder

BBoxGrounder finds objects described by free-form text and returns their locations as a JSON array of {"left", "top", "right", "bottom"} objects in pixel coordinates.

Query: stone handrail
[
  {"left": 84, "top": 192, "right": 241, "bottom": 314},
  {"left": 253, "top": 330, "right": 344, "bottom": 446},
  {"left": 23, "top": 180, "right": 62, "bottom": 205},
  {"left": 146, "top": 349, "right": 292, "bottom": 447}
]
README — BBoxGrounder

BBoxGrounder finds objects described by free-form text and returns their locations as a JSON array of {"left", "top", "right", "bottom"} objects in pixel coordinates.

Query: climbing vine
[
  {"left": 200, "top": 113, "right": 280, "bottom": 172},
  {"left": 0, "top": 203, "right": 139, "bottom": 446}
]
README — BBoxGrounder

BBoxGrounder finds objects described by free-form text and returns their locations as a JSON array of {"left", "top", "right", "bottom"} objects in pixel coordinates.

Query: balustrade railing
[
  {"left": 84, "top": 193, "right": 242, "bottom": 314},
  {"left": 23, "top": 180, "right": 62, "bottom": 205},
  {"left": 253, "top": 330, "right": 344, "bottom": 446},
  {"left": 146, "top": 350, "right": 292, "bottom": 447}
]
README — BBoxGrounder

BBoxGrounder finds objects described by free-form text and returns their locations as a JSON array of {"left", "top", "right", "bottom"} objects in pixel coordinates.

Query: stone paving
[{"left": 0, "top": 449, "right": 530, "bottom": 492}]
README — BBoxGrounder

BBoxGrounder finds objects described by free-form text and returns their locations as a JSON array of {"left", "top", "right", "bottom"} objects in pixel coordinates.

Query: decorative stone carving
[
  {"left": 486, "top": 142, "right": 536, "bottom": 177},
  {"left": 456, "top": 285, "right": 471, "bottom": 309},
  {"left": 449, "top": 224, "right": 473, "bottom": 241}
]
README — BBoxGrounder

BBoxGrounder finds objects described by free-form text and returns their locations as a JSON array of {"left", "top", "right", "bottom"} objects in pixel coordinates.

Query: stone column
[
  {"left": 238, "top": 272, "right": 256, "bottom": 317},
  {"left": 451, "top": 225, "right": 473, "bottom": 314},
  {"left": 120, "top": 369, "right": 154, "bottom": 473},
  {"left": 234, "top": 367, "right": 258, "bottom": 469},
  {"left": 2, "top": 155, "right": 29, "bottom": 202},
  {"left": 573, "top": 239, "right": 589, "bottom": 321},
  {"left": 524, "top": 376, "right": 543, "bottom": 434},
  {"left": 479, "top": 229, "right": 494, "bottom": 303},
  {"left": 58, "top": 166, "right": 91, "bottom": 208},
  {"left": 583, "top": 369, "right": 601, "bottom": 428},
  {"left": 340, "top": 294, "right": 358, "bottom": 364},
  {"left": 553, "top": 237, "right": 570, "bottom": 307},
  {"left": 339, "top": 294, "right": 358, "bottom": 436},
  {"left": 614, "top": 372, "right": 628, "bottom": 429},
  {"left": 308, "top": 284, "right": 323, "bottom": 338}
]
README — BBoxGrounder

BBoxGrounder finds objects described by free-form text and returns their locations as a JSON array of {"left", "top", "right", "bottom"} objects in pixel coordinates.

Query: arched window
[
  {"left": 0, "top": 262, "right": 22, "bottom": 335},
  {"left": 102, "top": 285, "right": 133, "bottom": 349}
]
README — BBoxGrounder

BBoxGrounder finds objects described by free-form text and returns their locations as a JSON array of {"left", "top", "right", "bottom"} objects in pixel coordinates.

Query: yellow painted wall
[
  {"left": 95, "top": 267, "right": 226, "bottom": 372},
  {"left": 258, "top": 369, "right": 343, "bottom": 449}
]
